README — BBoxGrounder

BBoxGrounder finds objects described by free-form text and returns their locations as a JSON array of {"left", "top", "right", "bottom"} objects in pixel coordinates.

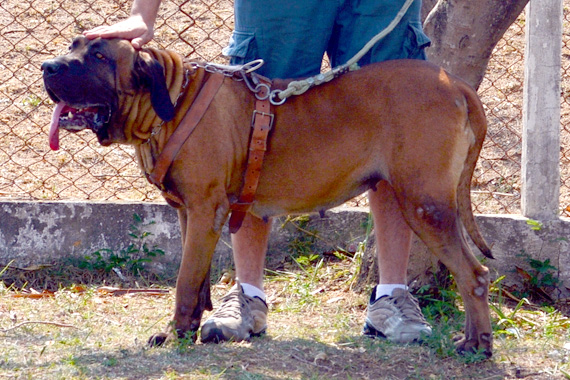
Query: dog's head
[{"left": 42, "top": 36, "right": 175, "bottom": 149}]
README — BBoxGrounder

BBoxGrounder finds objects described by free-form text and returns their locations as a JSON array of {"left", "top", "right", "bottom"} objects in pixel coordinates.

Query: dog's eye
[{"left": 94, "top": 52, "right": 106, "bottom": 61}]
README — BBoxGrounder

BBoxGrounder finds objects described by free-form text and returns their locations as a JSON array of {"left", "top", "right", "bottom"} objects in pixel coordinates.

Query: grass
[{"left": 2, "top": 252, "right": 570, "bottom": 379}]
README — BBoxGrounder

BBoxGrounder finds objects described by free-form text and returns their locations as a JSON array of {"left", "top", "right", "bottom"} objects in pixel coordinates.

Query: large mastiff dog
[{"left": 42, "top": 37, "right": 493, "bottom": 355}]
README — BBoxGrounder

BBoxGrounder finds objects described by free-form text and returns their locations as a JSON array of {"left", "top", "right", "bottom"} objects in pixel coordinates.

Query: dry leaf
[{"left": 314, "top": 352, "right": 327, "bottom": 363}]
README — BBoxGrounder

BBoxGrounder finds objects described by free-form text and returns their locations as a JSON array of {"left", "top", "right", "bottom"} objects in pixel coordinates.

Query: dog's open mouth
[{"left": 49, "top": 102, "right": 110, "bottom": 150}]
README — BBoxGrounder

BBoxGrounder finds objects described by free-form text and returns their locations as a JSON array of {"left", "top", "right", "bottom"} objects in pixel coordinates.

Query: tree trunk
[
  {"left": 356, "top": 0, "right": 529, "bottom": 290},
  {"left": 423, "top": 0, "right": 529, "bottom": 89}
]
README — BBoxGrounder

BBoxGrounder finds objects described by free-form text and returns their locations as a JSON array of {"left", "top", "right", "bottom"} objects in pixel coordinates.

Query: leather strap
[
  {"left": 146, "top": 72, "right": 225, "bottom": 198},
  {"left": 144, "top": 69, "right": 272, "bottom": 231},
  {"left": 228, "top": 84, "right": 274, "bottom": 233}
]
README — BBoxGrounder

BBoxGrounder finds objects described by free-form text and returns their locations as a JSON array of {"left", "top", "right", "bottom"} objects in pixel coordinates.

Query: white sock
[
  {"left": 375, "top": 284, "right": 407, "bottom": 300},
  {"left": 240, "top": 282, "right": 266, "bottom": 302}
]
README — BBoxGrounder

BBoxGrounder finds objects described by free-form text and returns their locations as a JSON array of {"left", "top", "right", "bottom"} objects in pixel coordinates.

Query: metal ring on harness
[
  {"left": 240, "top": 70, "right": 272, "bottom": 101},
  {"left": 269, "top": 90, "right": 287, "bottom": 106},
  {"left": 255, "top": 83, "right": 271, "bottom": 101}
]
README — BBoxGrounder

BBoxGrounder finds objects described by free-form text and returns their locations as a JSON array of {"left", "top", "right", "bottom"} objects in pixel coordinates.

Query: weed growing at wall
[{"left": 78, "top": 213, "right": 165, "bottom": 279}]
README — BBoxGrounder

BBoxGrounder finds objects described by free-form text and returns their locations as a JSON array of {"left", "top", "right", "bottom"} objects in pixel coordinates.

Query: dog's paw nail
[{"left": 148, "top": 333, "right": 169, "bottom": 347}]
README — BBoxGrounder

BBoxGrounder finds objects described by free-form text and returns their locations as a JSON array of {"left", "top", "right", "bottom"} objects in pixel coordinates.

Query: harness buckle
[{"left": 251, "top": 110, "right": 274, "bottom": 130}]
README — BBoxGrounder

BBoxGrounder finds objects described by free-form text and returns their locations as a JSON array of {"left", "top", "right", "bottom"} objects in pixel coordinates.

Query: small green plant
[
  {"left": 176, "top": 330, "right": 197, "bottom": 353},
  {"left": 284, "top": 215, "right": 323, "bottom": 272},
  {"left": 490, "top": 296, "right": 531, "bottom": 338},
  {"left": 416, "top": 267, "right": 462, "bottom": 322},
  {"left": 526, "top": 258, "right": 559, "bottom": 288},
  {"left": 102, "top": 357, "right": 118, "bottom": 367},
  {"left": 294, "top": 253, "right": 320, "bottom": 267},
  {"left": 78, "top": 213, "right": 165, "bottom": 278},
  {"left": 286, "top": 215, "right": 317, "bottom": 256},
  {"left": 514, "top": 253, "right": 560, "bottom": 301}
]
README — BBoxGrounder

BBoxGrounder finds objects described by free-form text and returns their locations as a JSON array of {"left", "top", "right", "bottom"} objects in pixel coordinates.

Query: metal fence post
[{"left": 521, "top": 0, "right": 563, "bottom": 220}]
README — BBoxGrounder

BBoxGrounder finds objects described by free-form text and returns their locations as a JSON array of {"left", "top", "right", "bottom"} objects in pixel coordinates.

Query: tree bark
[
  {"left": 423, "top": 0, "right": 529, "bottom": 89},
  {"left": 421, "top": 0, "right": 438, "bottom": 22}
]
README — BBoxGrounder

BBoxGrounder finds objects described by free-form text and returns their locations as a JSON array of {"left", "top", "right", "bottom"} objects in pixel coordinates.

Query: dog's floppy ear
[{"left": 133, "top": 51, "right": 175, "bottom": 122}]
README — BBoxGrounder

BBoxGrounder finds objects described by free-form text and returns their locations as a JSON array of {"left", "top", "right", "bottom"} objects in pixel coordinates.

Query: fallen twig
[
  {"left": 96, "top": 286, "right": 170, "bottom": 296},
  {"left": 1, "top": 321, "right": 77, "bottom": 333},
  {"left": 291, "top": 353, "right": 330, "bottom": 370},
  {"left": 12, "top": 289, "right": 55, "bottom": 298}
]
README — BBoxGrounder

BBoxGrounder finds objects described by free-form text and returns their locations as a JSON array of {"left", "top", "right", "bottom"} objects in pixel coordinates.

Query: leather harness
[
  {"left": 227, "top": 82, "right": 273, "bottom": 233},
  {"left": 147, "top": 72, "right": 225, "bottom": 192},
  {"left": 146, "top": 69, "right": 274, "bottom": 233}
]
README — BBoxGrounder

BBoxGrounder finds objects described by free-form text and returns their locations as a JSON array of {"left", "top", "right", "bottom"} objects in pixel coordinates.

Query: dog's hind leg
[{"left": 393, "top": 189, "right": 492, "bottom": 357}]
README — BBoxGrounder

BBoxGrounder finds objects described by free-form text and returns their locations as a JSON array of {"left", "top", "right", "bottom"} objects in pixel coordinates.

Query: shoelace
[
  {"left": 389, "top": 291, "right": 428, "bottom": 323},
  {"left": 210, "top": 287, "right": 248, "bottom": 319}
]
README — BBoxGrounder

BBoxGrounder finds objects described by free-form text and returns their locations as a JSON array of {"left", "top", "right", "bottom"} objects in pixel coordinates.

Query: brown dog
[{"left": 42, "top": 36, "right": 493, "bottom": 356}]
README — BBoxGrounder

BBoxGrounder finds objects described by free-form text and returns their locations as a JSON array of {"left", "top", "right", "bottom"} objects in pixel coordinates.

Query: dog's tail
[{"left": 457, "top": 85, "right": 494, "bottom": 259}]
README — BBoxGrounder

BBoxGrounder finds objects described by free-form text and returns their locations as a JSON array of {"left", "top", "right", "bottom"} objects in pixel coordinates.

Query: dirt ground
[
  {"left": 2, "top": 256, "right": 570, "bottom": 380},
  {"left": 0, "top": 0, "right": 569, "bottom": 216}
]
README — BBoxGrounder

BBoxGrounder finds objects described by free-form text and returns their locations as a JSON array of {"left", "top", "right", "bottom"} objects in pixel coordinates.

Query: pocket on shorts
[
  {"left": 222, "top": 31, "right": 256, "bottom": 65},
  {"left": 404, "top": 22, "right": 431, "bottom": 59}
]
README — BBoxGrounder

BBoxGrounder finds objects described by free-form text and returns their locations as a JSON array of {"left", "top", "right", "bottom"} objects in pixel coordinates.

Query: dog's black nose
[{"left": 41, "top": 60, "right": 65, "bottom": 76}]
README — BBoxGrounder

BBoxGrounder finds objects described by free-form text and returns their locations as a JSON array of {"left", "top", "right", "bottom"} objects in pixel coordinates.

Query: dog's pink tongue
[{"left": 49, "top": 102, "right": 65, "bottom": 151}]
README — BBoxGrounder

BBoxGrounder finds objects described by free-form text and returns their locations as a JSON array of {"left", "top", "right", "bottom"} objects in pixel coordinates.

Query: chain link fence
[{"left": 1, "top": 0, "right": 569, "bottom": 217}]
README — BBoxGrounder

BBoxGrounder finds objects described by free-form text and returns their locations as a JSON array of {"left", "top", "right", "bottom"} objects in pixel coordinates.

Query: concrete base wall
[{"left": 1, "top": 201, "right": 569, "bottom": 295}]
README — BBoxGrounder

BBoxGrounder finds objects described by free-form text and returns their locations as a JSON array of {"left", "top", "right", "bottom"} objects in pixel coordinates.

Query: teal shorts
[{"left": 223, "top": 0, "right": 431, "bottom": 79}]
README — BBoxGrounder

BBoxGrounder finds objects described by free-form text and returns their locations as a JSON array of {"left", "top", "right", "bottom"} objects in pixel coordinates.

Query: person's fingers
[
  {"left": 83, "top": 18, "right": 151, "bottom": 46},
  {"left": 84, "top": 27, "right": 143, "bottom": 39},
  {"left": 83, "top": 26, "right": 109, "bottom": 39},
  {"left": 84, "top": 27, "right": 124, "bottom": 39},
  {"left": 131, "top": 35, "right": 150, "bottom": 49}
]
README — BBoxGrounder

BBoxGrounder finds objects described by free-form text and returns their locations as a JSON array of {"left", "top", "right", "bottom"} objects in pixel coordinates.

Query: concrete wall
[
  {"left": 0, "top": 201, "right": 569, "bottom": 296},
  {"left": 0, "top": 201, "right": 371, "bottom": 280}
]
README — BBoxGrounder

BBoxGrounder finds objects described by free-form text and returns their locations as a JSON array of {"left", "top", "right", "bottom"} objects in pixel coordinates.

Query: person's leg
[
  {"left": 232, "top": 213, "right": 271, "bottom": 291},
  {"left": 200, "top": 214, "right": 271, "bottom": 343},
  {"left": 202, "top": 0, "right": 338, "bottom": 343},
  {"left": 330, "top": 0, "right": 432, "bottom": 342},
  {"left": 330, "top": 0, "right": 430, "bottom": 67},
  {"left": 363, "top": 182, "right": 432, "bottom": 342},
  {"left": 369, "top": 182, "right": 411, "bottom": 287}
]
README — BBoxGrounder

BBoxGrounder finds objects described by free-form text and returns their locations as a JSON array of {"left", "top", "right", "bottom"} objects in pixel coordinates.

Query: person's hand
[{"left": 83, "top": 15, "right": 154, "bottom": 49}]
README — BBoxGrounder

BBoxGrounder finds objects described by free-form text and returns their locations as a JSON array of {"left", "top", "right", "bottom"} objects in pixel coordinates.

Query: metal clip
[
  {"left": 241, "top": 59, "right": 265, "bottom": 73},
  {"left": 241, "top": 72, "right": 271, "bottom": 101}
]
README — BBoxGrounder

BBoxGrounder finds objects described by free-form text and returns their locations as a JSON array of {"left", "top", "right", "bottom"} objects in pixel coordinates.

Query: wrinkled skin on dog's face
[{"left": 42, "top": 36, "right": 174, "bottom": 149}]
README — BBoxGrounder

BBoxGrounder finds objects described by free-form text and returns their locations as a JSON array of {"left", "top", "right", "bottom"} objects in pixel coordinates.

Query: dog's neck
[
  {"left": 124, "top": 49, "right": 190, "bottom": 142},
  {"left": 132, "top": 51, "right": 208, "bottom": 179}
]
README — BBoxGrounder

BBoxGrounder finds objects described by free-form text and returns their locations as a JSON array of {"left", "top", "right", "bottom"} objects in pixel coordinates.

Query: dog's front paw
[
  {"left": 454, "top": 333, "right": 493, "bottom": 359},
  {"left": 147, "top": 328, "right": 198, "bottom": 347},
  {"left": 147, "top": 332, "right": 173, "bottom": 347}
]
